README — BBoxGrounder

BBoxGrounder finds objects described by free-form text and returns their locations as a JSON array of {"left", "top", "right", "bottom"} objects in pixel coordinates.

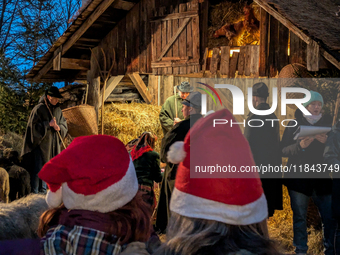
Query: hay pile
[
  {"left": 208, "top": 1, "right": 260, "bottom": 47},
  {"left": 0, "top": 131, "right": 23, "bottom": 156},
  {"left": 100, "top": 103, "right": 163, "bottom": 153},
  {"left": 268, "top": 186, "right": 324, "bottom": 253}
]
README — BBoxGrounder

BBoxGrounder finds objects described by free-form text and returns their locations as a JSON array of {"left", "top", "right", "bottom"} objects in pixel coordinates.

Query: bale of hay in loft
[{"left": 101, "top": 102, "right": 163, "bottom": 153}]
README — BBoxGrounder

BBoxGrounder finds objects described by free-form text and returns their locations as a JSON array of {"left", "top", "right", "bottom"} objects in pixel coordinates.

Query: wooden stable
[{"left": 26, "top": 0, "right": 340, "bottom": 121}]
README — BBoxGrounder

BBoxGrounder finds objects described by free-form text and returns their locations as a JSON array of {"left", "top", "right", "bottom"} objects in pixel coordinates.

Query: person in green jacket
[
  {"left": 131, "top": 132, "right": 163, "bottom": 209},
  {"left": 159, "top": 81, "right": 194, "bottom": 136}
]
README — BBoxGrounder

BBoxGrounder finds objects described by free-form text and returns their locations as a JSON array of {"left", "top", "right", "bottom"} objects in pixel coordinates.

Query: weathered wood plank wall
[{"left": 93, "top": 0, "right": 202, "bottom": 77}]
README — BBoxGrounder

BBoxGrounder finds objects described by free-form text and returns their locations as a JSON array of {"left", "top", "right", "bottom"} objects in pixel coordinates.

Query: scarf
[
  {"left": 303, "top": 113, "right": 322, "bottom": 125},
  {"left": 130, "top": 145, "right": 153, "bottom": 161}
]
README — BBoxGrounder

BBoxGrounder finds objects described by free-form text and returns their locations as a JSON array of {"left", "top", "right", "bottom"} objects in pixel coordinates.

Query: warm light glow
[
  {"left": 288, "top": 32, "right": 291, "bottom": 56},
  {"left": 230, "top": 49, "right": 240, "bottom": 57},
  {"left": 208, "top": 50, "right": 213, "bottom": 58}
]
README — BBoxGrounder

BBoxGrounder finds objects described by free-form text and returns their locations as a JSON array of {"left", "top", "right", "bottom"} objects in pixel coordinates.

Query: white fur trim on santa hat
[
  {"left": 46, "top": 187, "right": 62, "bottom": 208},
  {"left": 204, "top": 110, "right": 215, "bottom": 117},
  {"left": 167, "top": 141, "right": 186, "bottom": 164},
  {"left": 62, "top": 158, "right": 139, "bottom": 213},
  {"left": 170, "top": 188, "right": 268, "bottom": 225}
]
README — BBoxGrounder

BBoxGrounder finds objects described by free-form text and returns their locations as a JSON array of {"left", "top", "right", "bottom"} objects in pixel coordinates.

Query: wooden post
[
  {"left": 87, "top": 76, "right": 101, "bottom": 123},
  {"left": 259, "top": 8, "right": 268, "bottom": 77},
  {"left": 307, "top": 40, "right": 320, "bottom": 71},
  {"left": 333, "top": 88, "right": 340, "bottom": 126}
]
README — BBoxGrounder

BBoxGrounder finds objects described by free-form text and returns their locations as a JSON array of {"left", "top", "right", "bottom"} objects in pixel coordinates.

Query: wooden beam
[
  {"left": 254, "top": 0, "right": 311, "bottom": 44},
  {"left": 106, "top": 92, "right": 140, "bottom": 102},
  {"left": 220, "top": 46, "right": 230, "bottom": 76},
  {"left": 210, "top": 48, "right": 220, "bottom": 74},
  {"left": 53, "top": 46, "right": 62, "bottom": 71},
  {"left": 33, "top": 0, "right": 118, "bottom": 81},
  {"left": 307, "top": 40, "right": 319, "bottom": 71},
  {"left": 150, "top": 11, "right": 198, "bottom": 22},
  {"left": 157, "top": 17, "right": 192, "bottom": 61},
  {"left": 319, "top": 48, "right": 340, "bottom": 70},
  {"left": 202, "top": 48, "right": 208, "bottom": 72},
  {"left": 87, "top": 76, "right": 101, "bottom": 122},
  {"left": 78, "top": 38, "right": 101, "bottom": 43},
  {"left": 99, "top": 75, "right": 124, "bottom": 107},
  {"left": 259, "top": 8, "right": 268, "bottom": 76},
  {"left": 151, "top": 60, "right": 199, "bottom": 68},
  {"left": 229, "top": 52, "right": 239, "bottom": 78},
  {"left": 112, "top": 0, "right": 135, "bottom": 10},
  {"left": 61, "top": 58, "right": 90, "bottom": 70},
  {"left": 128, "top": 73, "right": 152, "bottom": 104}
]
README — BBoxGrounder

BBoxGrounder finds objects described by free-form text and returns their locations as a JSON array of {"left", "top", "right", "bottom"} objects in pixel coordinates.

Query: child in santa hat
[
  {"left": 36, "top": 135, "right": 153, "bottom": 254},
  {"left": 154, "top": 109, "right": 281, "bottom": 255},
  {"left": 130, "top": 132, "right": 162, "bottom": 209}
]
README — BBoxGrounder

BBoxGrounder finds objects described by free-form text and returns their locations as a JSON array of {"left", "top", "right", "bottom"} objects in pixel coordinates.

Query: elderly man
[
  {"left": 155, "top": 91, "right": 203, "bottom": 233},
  {"left": 159, "top": 81, "right": 194, "bottom": 136},
  {"left": 22, "top": 86, "right": 68, "bottom": 194},
  {"left": 244, "top": 82, "right": 282, "bottom": 217}
]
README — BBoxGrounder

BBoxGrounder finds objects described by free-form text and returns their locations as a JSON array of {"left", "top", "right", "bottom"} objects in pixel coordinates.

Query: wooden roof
[
  {"left": 255, "top": 0, "right": 340, "bottom": 70},
  {"left": 261, "top": 0, "right": 340, "bottom": 51},
  {"left": 26, "top": 0, "right": 139, "bottom": 82}
]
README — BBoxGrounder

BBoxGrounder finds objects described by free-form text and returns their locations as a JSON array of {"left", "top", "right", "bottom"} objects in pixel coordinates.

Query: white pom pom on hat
[
  {"left": 38, "top": 135, "right": 139, "bottom": 213},
  {"left": 167, "top": 141, "right": 186, "bottom": 164}
]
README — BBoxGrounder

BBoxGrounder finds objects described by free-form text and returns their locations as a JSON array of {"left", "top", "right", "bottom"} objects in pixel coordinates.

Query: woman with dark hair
[
  {"left": 154, "top": 109, "right": 281, "bottom": 255},
  {"left": 131, "top": 132, "right": 162, "bottom": 209}
]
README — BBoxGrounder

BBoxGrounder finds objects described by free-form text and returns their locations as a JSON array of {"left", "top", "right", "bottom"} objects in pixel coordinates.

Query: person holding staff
[{"left": 21, "top": 86, "right": 68, "bottom": 194}]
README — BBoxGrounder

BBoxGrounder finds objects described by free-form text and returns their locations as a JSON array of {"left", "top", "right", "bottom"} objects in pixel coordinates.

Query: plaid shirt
[{"left": 41, "top": 225, "right": 123, "bottom": 255}]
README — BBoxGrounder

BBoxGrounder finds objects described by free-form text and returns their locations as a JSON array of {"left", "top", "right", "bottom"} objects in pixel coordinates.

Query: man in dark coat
[
  {"left": 155, "top": 92, "right": 203, "bottom": 233},
  {"left": 22, "top": 86, "right": 68, "bottom": 194},
  {"left": 244, "top": 82, "right": 282, "bottom": 217},
  {"left": 324, "top": 120, "right": 340, "bottom": 254}
]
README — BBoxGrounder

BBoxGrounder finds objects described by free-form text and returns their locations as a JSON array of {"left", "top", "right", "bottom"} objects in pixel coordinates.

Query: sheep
[
  {"left": 0, "top": 194, "right": 48, "bottom": 240},
  {"left": 8, "top": 165, "right": 31, "bottom": 201},
  {"left": 0, "top": 167, "right": 9, "bottom": 203}
]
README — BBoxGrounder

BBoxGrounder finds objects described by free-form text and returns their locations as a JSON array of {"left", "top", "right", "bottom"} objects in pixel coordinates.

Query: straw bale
[{"left": 100, "top": 102, "right": 163, "bottom": 153}]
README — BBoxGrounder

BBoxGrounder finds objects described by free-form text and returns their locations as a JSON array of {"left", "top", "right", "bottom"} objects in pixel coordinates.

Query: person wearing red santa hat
[
  {"left": 153, "top": 109, "right": 281, "bottom": 255},
  {"left": 36, "top": 135, "right": 153, "bottom": 255}
]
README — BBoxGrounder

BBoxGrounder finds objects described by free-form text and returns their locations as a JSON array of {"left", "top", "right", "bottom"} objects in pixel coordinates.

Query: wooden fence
[{"left": 202, "top": 45, "right": 260, "bottom": 78}]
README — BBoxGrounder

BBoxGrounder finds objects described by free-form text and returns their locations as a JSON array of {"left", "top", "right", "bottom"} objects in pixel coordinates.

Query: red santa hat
[
  {"left": 38, "top": 135, "right": 138, "bottom": 213},
  {"left": 167, "top": 109, "right": 268, "bottom": 225}
]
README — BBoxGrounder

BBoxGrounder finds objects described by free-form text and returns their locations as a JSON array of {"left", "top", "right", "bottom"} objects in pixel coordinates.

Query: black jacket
[
  {"left": 155, "top": 113, "right": 202, "bottom": 233},
  {"left": 244, "top": 103, "right": 282, "bottom": 216},
  {"left": 160, "top": 113, "right": 203, "bottom": 180},
  {"left": 133, "top": 150, "right": 162, "bottom": 188},
  {"left": 324, "top": 121, "right": 340, "bottom": 218},
  {"left": 21, "top": 95, "right": 68, "bottom": 170},
  {"left": 281, "top": 109, "right": 332, "bottom": 196}
]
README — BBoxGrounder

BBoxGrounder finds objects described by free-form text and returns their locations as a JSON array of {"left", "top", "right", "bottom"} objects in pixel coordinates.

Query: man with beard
[{"left": 22, "top": 86, "right": 68, "bottom": 194}]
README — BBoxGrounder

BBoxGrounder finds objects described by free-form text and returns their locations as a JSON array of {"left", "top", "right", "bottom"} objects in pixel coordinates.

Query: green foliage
[{"left": 0, "top": 53, "right": 50, "bottom": 134}]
